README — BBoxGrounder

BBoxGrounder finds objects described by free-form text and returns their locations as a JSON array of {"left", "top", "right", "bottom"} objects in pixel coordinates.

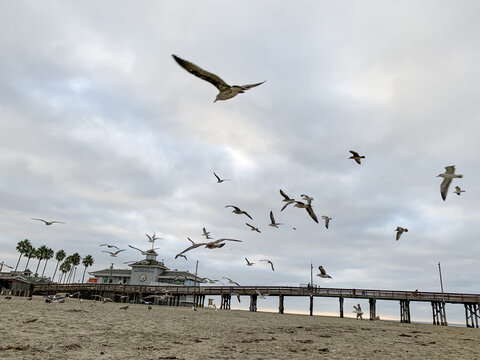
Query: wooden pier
[{"left": 32, "top": 283, "right": 480, "bottom": 328}]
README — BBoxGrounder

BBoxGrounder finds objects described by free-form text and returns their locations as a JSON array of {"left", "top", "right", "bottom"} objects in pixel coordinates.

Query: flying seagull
[
  {"left": 280, "top": 189, "right": 296, "bottom": 211},
  {"left": 321, "top": 216, "right": 332, "bottom": 229},
  {"left": 349, "top": 150, "right": 365, "bottom": 165},
  {"left": 204, "top": 238, "right": 242, "bottom": 249},
  {"left": 260, "top": 259, "right": 275, "bottom": 271},
  {"left": 172, "top": 54, "right": 265, "bottom": 102},
  {"left": 202, "top": 227, "right": 213, "bottom": 239},
  {"left": 317, "top": 266, "right": 332, "bottom": 279},
  {"left": 30, "top": 218, "right": 65, "bottom": 226},
  {"left": 255, "top": 289, "right": 267, "bottom": 299},
  {"left": 453, "top": 186, "right": 465, "bottom": 196},
  {"left": 437, "top": 165, "right": 463, "bottom": 201},
  {"left": 395, "top": 227, "right": 408, "bottom": 241},
  {"left": 175, "top": 238, "right": 207, "bottom": 258},
  {"left": 226, "top": 205, "right": 253, "bottom": 220},
  {"left": 213, "top": 172, "right": 230, "bottom": 183},
  {"left": 128, "top": 245, "right": 160, "bottom": 255},
  {"left": 294, "top": 201, "right": 319, "bottom": 224},
  {"left": 269, "top": 211, "right": 282, "bottom": 228},
  {"left": 145, "top": 233, "right": 162, "bottom": 243},
  {"left": 245, "top": 258, "right": 255, "bottom": 266},
  {"left": 222, "top": 277, "right": 241, "bottom": 286},
  {"left": 99, "top": 244, "right": 120, "bottom": 250},
  {"left": 245, "top": 223, "right": 261, "bottom": 233},
  {"left": 102, "top": 249, "right": 126, "bottom": 257}
]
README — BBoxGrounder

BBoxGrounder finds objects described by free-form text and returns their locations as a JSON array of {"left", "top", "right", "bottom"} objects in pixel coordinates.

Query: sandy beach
[{"left": 0, "top": 296, "right": 479, "bottom": 359}]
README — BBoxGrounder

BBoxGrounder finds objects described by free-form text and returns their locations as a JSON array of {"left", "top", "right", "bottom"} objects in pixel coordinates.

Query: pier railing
[{"left": 32, "top": 283, "right": 480, "bottom": 304}]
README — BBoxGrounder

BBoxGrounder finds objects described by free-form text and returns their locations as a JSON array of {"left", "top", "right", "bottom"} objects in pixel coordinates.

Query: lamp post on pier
[{"left": 438, "top": 262, "right": 444, "bottom": 303}]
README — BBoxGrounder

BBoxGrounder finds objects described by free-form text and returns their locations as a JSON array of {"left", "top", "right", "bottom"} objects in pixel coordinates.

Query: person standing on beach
[{"left": 354, "top": 304, "right": 363, "bottom": 320}]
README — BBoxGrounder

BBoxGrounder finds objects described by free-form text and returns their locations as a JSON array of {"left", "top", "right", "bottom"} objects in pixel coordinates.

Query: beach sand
[{"left": 1, "top": 296, "right": 479, "bottom": 359}]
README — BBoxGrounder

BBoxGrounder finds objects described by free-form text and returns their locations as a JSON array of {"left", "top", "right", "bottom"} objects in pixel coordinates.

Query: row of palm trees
[{"left": 14, "top": 239, "right": 94, "bottom": 283}]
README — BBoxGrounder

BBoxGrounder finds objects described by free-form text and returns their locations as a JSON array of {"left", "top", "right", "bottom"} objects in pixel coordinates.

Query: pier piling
[
  {"left": 464, "top": 303, "right": 479, "bottom": 328},
  {"left": 249, "top": 294, "right": 257, "bottom": 312},
  {"left": 400, "top": 300, "right": 411, "bottom": 323},
  {"left": 279, "top": 294, "right": 284, "bottom": 314},
  {"left": 369, "top": 298, "right": 376, "bottom": 321}
]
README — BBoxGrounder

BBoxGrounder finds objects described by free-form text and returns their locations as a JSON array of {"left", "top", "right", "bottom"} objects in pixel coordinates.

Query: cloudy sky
[{"left": 1, "top": 1, "right": 479, "bottom": 322}]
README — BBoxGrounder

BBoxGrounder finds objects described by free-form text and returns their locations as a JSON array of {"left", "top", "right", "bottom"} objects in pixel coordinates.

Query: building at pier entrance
[{"left": 89, "top": 249, "right": 203, "bottom": 286}]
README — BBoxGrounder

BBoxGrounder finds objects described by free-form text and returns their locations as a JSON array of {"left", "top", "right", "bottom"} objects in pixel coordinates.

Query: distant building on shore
[{"left": 89, "top": 249, "right": 203, "bottom": 286}]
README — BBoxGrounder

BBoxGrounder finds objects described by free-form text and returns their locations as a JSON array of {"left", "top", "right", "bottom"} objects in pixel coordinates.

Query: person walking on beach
[{"left": 354, "top": 304, "right": 363, "bottom": 320}]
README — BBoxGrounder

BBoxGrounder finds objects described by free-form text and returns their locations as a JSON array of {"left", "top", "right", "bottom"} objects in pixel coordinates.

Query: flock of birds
[{"left": 7, "top": 55, "right": 466, "bottom": 307}]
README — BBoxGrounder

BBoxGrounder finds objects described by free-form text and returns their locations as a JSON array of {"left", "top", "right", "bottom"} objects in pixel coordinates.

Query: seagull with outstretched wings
[
  {"left": 349, "top": 150, "right": 365, "bottom": 164},
  {"left": 102, "top": 249, "right": 126, "bottom": 257},
  {"left": 172, "top": 54, "right": 265, "bottom": 102},
  {"left": 31, "top": 218, "right": 65, "bottom": 226},
  {"left": 438, "top": 165, "right": 463, "bottom": 201}
]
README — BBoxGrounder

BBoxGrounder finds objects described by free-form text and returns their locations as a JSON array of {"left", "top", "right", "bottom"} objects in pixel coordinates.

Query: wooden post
[
  {"left": 339, "top": 297, "right": 344, "bottom": 318},
  {"left": 464, "top": 303, "right": 479, "bottom": 328},
  {"left": 249, "top": 294, "right": 257, "bottom": 312},
  {"left": 309, "top": 295, "right": 313, "bottom": 316},
  {"left": 221, "top": 294, "right": 231, "bottom": 310},
  {"left": 369, "top": 298, "right": 376, "bottom": 321},
  {"left": 431, "top": 301, "right": 447, "bottom": 326},
  {"left": 400, "top": 300, "right": 411, "bottom": 323},
  {"left": 279, "top": 295, "right": 284, "bottom": 314}
]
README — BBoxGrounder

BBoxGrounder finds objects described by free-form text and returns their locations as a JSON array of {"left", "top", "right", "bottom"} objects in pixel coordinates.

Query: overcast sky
[{"left": 1, "top": 1, "right": 479, "bottom": 322}]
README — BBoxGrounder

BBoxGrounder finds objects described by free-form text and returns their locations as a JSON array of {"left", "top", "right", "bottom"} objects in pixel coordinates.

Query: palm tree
[
  {"left": 69, "top": 253, "right": 81, "bottom": 283},
  {"left": 41, "top": 247, "right": 54, "bottom": 278},
  {"left": 14, "top": 239, "right": 31, "bottom": 273},
  {"left": 81, "top": 255, "right": 94, "bottom": 283},
  {"left": 52, "top": 250, "right": 66, "bottom": 282},
  {"left": 23, "top": 244, "right": 36, "bottom": 272},
  {"left": 34, "top": 245, "right": 49, "bottom": 277},
  {"left": 59, "top": 261, "right": 71, "bottom": 284}
]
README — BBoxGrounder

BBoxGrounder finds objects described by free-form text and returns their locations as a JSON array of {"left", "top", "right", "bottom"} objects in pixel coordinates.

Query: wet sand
[{"left": 1, "top": 296, "right": 479, "bottom": 359}]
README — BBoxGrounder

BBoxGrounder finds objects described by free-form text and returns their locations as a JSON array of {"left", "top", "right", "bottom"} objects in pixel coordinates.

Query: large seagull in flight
[{"left": 172, "top": 54, "right": 265, "bottom": 102}]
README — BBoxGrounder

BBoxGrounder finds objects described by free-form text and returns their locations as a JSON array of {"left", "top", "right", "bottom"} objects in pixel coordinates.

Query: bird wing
[
  {"left": 395, "top": 230, "right": 401, "bottom": 241},
  {"left": 319, "top": 266, "right": 326, "bottom": 275},
  {"left": 246, "top": 223, "right": 254, "bottom": 230},
  {"left": 128, "top": 245, "right": 144, "bottom": 253},
  {"left": 172, "top": 55, "right": 230, "bottom": 91},
  {"left": 281, "top": 201, "right": 294, "bottom": 211},
  {"left": 270, "top": 211, "right": 275, "bottom": 223},
  {"left": 176, "top": 242, "right": 207, "bottom": 257},
  {"left": 51, "top": 221, "right": 65, "bottom": 224},
  {"left": 306, "top": 206, "right": 319, "bottom": 223},
  {"left": 242, "top": 211, "right": 253, "bottom": 220},
  {"left": 213, "top": 172, "right": 221, "bottom": 181},
  {"left": 102, "top": 251, "right": 113, "bottom": 255},
  {"left": 279, "top": 189, "right": 292, "bottom": 201},
  {"left": 240, "top": 80, "right": 266, "bottom": 90},
  {"left": 225, "top": 205, "right": 240, "bottom": 211},
  {"left": 31, "top": 218, "right": 47, "bottom": 223},
  {"left": 440, "top": 177, "right": 452, "bottom": 201},
  {"left": 145, "top": 233, "right": 152, "bottom": 241},
  {"left": 211, "top": 238, "right": 242, "bottom": 244},
  {"left": 349, "top": 150, "right": 359, "bottom": 157},
  {"left": 115, "top": 249, "right": 126, "bottom": 254}
]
